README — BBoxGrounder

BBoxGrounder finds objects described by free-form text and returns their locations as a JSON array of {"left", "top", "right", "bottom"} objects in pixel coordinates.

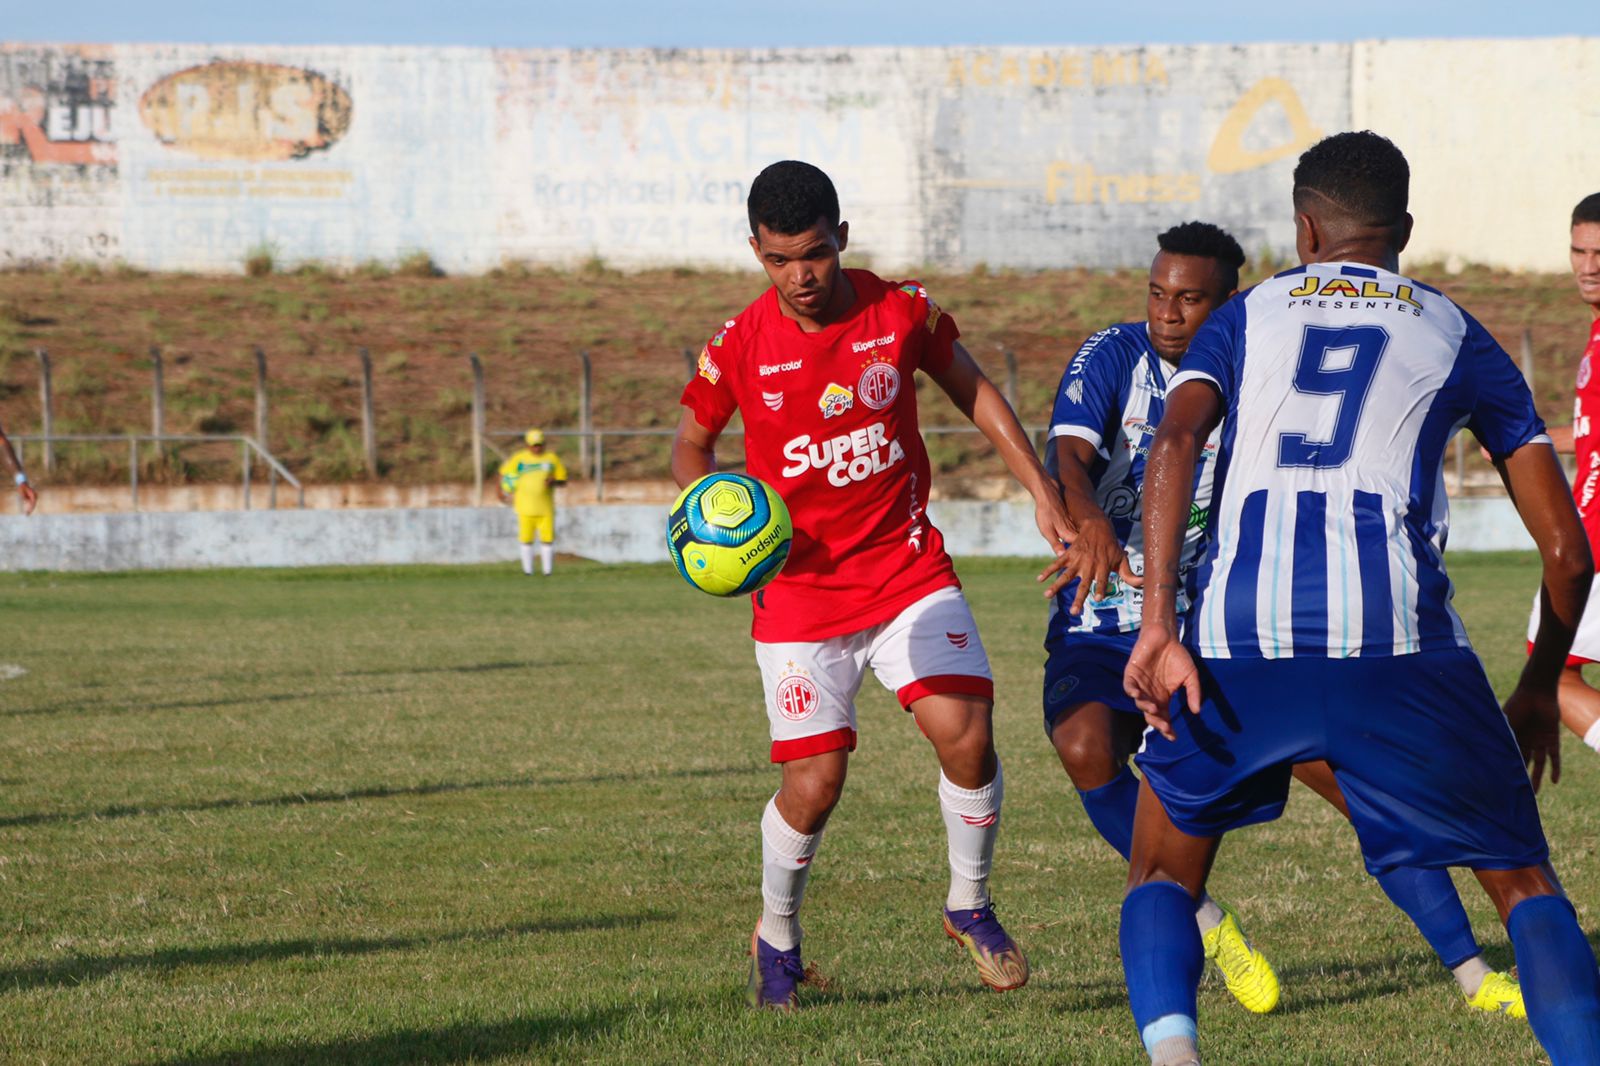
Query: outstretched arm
[
  {"left": 1495, "top": 440, "right": 1593, "bottom": 789},
  {"left": 0, "top": 420, "right": 35, "bottom": 516},
  {"left": 1124, "top": 380, "right": 1221, "bottom": 737},
  {"left": 671, "top": 408, "right": 719, "bottom": 490},
  {"left": 1039, "top": 435, "right": 1142, "bottom": 611},
  {"left": 928, "top": 341, "right": 1074, "bottom": 552}
]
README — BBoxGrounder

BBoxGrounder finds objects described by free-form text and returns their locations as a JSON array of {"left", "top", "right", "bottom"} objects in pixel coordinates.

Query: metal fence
[
  {"left": 19, "top": 325, "right": 1547, "bottom": 506},
  {"left": 13, "top": 433, "right": 303, "bottom": 510}
]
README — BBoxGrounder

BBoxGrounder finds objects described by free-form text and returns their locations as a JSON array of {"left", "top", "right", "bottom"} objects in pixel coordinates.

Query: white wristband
[{"left": 13, "top": 472, "right": 27, "bottom": 486}]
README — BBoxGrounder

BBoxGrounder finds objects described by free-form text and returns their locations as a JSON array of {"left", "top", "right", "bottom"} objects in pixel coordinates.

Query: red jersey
[
  {"left": 1572, "top": 317, "right": 1600, "bottom": 545},
  {"left": 680, "top": 270, "right": 963, "bottom": 642}
]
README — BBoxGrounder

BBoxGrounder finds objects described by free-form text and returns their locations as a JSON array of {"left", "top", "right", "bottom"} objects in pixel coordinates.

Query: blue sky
[{"left": 7, "top": 0, "right": 1594, "bottom": 48}]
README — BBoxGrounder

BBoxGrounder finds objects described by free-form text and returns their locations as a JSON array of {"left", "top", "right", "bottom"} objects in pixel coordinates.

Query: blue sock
[
  {"left": 1372, "top": 865, "right": 1480, "bottom": 969},
  {"left": 1121, "top": 881, "right": 1203, "bottom": 1052},
  {"left": 1509, "top": 895, "right": 1600, "bottom": 1064},
  {"left": 1077, "top": 765, "right": 1139, "bottom": 861}
]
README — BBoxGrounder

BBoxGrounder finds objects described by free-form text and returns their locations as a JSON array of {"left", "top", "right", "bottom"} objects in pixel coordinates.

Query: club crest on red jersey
[
  {"left": 776, "top": 668, "right": 820, "bottom": 721},
  {"left": 818, "top": 383, "right": 854, "bottom": 419},
  {"left": 858, "top": 360, "right": 901, "bottom": 410},
  {"left": 1579, "top": 355, "right": 1592, "bottom": 390}
]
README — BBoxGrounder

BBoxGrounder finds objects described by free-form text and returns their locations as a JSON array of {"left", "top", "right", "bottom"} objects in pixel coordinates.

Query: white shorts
[
  {"left": 753, "top": 585, "right": 994, "bottom": 763},
  {"left": 1527, "top": 574, "right": 1600, "bottom": 665}
]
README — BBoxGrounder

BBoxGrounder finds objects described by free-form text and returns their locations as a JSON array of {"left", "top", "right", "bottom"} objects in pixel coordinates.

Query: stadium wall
[
  {"left": 0, "top": 497, "right": 1536, "bottom": 572},
  {"left": 2, "top": 38, "right": 1595, "bottom": 274}
]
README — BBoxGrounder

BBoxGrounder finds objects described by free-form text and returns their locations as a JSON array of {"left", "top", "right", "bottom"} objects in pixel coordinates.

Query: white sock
[
  {"left": 1195, "top": 894, "right": 1224, "bottom": 933},
  {"left": 539, "top": 542, "right": 554, "bottom": 575},
  {"left": 938, "top": 762, "right": 1002, "bottom": 911},
  {"left": 760, "top": 796, "right": 820, "bottom": 951},
  {"left": 1452, "top": 954, "right": 1491, "bottom": 996},
  {"left": 518, "top": 543, "right": 535, "bottom": 575},
  {"left": 1584, "top": 719, "right": 1600, "bottom": 753}
]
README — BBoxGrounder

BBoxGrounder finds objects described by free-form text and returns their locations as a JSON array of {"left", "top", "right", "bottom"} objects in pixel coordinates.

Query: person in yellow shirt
[{"left": 498, "top": 429, "right": 567, "bottom": 576}]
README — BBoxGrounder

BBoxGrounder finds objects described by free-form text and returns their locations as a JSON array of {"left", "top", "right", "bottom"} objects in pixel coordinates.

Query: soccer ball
[{"left": 667, "top": 473, "right": 792, "bottom": 596}]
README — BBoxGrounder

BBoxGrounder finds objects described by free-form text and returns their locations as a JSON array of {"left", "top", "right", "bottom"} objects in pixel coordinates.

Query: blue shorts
[
  {"left": 1134, "top": 647, "right": 1549, "bottom": 875},
  {"left": 1042, "top": 629, "right": 1140, "bottom": 735}
]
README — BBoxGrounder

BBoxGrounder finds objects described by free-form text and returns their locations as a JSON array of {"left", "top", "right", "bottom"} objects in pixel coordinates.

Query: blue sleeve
[
  {"left": 1048, "top": 326, "right": 1134, "bottom": 459},
  {"left": 1461, "top": 311, "right": 1547, "bottom": 457},
  {"left": 1170, "top": 294, "right": 1247, "bottom": 403}
]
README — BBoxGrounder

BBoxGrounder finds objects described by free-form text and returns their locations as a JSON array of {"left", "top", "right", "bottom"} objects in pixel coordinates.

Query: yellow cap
[{"left": 525, "top": 429, "right": 545, "bottom": 446}]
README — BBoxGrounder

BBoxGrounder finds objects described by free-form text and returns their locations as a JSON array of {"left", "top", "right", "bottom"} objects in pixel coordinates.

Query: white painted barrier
[{"left": 0, "top": 497, "right": 1536, "bottom": 572}]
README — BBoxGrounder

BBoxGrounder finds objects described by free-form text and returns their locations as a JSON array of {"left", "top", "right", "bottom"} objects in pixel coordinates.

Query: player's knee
[
  {"left": 783, "top": 768, "right": 846, "bottom": 823},
  {"left": 1051, "top": 716, "right": 1122, "bottom": 788},
  {"left": 1475, "top": 864, "right": 1565, "bottom": 925}
]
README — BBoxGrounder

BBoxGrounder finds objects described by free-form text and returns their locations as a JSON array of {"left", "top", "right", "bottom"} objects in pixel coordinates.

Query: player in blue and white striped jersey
[
  {"left": 1121, "top": 132, "right": 1600, "bottom": 1066},
  {"left": 1042, "top": 222, "right": 1525, "bottom": 1023},
  {"left": 1040, "top": 224, "right": 1281, "bottom": 1012}
]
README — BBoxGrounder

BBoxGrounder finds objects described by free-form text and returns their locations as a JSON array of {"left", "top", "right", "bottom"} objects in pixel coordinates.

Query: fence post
[
  {"left": 151, "top": 346, "right": 165, "bottom": 462},
  {"left": 683, "top": 347, "right": 695, "bottom": 382},
  {"left": 242, "top": 438, "right": 252, "bottom": 510},
  {"left": 469, "top": 352, "right": 486, "bottom": 503},
  {"left": 1001, "top": 344, "right": 1019, "bottom": 412},
  {"left": 35, "top": 349, "right": 53, "bottom": 474},
  {"left": 359, "top": 347, "right": 377, "bottom": 479},
  {"left": 1520, "top": 328, "right": 1535, "bottom": 390},
  {"left": 577, "top": 349, "right": 592, "bottom": 475},
  {"left": 129, "top": 437, "right": 139, "bottom": 511},
  {"left": 254, "top": 347, "right": 269, "bottom": 460}
]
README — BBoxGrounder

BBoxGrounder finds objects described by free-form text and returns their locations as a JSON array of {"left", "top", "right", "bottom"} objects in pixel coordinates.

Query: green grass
[{"left": 0, "top": 553, "right": 1590, "bottom": 1063}]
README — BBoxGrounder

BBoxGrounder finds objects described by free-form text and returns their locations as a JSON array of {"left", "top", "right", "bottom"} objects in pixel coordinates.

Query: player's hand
[
  {"left": 17, "top": 482, "right": 35, "bottom": 516},
  {"left": 1031, "top": 488, "right": 1078, "bottom": 557},
  {"left": 1123, "top": 623, "right": 1201, "bottom": 741},
  {"left": 1502, "top": 684, "right": 1562, "bottom": 792},
  {"left": 1037, "top": 513, "right": 1143, "bottom": 610}
]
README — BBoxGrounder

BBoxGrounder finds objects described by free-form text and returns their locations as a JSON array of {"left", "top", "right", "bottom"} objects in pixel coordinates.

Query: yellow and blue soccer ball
[{"left": 667, "top": 473, "right": 792, "bottom": 596}]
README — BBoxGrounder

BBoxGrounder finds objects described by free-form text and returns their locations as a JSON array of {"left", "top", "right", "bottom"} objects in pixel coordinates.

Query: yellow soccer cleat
[
  {"left": 1464, "top": 970, "right": 1526, "bottom": 1019},
  {"left": 1201, "top": 902, "right": 1280, "bottom": 1014}
]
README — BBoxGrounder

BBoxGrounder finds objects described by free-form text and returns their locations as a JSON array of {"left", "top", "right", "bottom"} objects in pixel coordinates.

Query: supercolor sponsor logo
[
  {"left": 760, "top": 360, "right": 802, "bottom": 376},
  {"left": 780, "top": 422, "right": 908, "bottom": 486},
  {"left": 851, "top": 332, "right": 896, "bottom": 353}
]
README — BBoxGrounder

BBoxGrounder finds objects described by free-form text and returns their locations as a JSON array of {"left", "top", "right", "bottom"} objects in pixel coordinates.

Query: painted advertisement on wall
[
  {"left": 0, "top": 44, "right": 120, "bottom": 265},
  {"left": 492, "top": 47, "right": 932, "bottom": 269},
  {"left": 926, "top": 44, "right": 1350, "bottom": 267},
  {"left": 0, "top": 39, "right": 1593, "bottom": 273},
  {"left": 113, "top": 44, "right": 496, "bottom": 273}
]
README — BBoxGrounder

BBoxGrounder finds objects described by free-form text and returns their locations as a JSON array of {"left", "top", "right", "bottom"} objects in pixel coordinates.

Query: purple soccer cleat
[
  {"left": 943, "top": 904, "right": 1030, "bottom": 991},
  {"left": 747, "top": 926, "right": 807, "bottom": 1010}
]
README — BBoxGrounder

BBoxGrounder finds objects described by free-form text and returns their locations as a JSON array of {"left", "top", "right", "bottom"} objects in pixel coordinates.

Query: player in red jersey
[
  {"left": 1527, "top": 193, "right": 1600, "bottom": 759},
  {"left": 673, "top": 161, "right": 1073, "bottom": 1009}
]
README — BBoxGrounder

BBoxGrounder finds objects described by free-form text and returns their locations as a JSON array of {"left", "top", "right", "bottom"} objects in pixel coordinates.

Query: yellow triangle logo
[{"left": 1207, "top": 77, "right": 1323, "bottom": 175}]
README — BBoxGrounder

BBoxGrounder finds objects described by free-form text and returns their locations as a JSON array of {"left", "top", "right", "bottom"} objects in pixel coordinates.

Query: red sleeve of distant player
[
  {"left": 679, "top": 323, "right": 740, "bottom": 435},
  {"left": 890, "top": 279, "right": 961, "bottom": 376}
]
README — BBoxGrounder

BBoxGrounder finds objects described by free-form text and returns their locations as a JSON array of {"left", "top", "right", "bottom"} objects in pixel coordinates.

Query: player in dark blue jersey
[
  {"left": 1121, "top": 132, "right": 1600, "bottom": 1065},
  {"left": 1045, "top": 221, "right": 1527, "bottom": 1020}
]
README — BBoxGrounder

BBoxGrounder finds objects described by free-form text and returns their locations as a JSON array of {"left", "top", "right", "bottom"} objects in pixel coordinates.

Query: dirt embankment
[{"left": 0, "top": 261, "right": 1587, "bottom": 493}]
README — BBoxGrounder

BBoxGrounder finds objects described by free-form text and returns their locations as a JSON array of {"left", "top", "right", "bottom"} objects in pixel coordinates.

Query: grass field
[{"left": 0, "top": 553, "right": 1593, "bottom": 1063}]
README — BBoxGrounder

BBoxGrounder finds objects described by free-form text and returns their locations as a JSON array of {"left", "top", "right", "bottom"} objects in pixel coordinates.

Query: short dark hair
[
  {"left": 1574, "top": 193, "right": 1600, "bottom": 227},
  {"left": 1157, "top": 221, "right": 1246, "bottom": 293},
  {"left": 747, "top": 161, "right": 840, "bottom": 237},
  {"left": 1292, "top": 131, "right": 1410, "bottom": 229}
]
